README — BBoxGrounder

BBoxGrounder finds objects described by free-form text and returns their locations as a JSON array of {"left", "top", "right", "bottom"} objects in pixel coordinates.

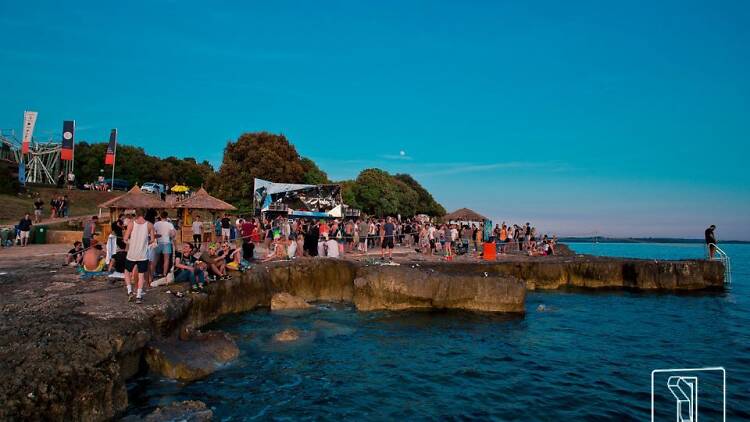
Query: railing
[{"left": 707, "top": 243, "right": 731, "bottom": 285}]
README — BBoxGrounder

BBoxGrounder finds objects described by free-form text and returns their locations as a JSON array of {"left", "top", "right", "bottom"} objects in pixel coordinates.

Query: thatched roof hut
[
  {"left": 175, "top": 187, "right": 236, "bottom": 211},
  {"left": 98, "top": 185, "right": 170, "bottom": 210},
  {"left": 444, "top": 207, "right": 487, "bottom": 222}
]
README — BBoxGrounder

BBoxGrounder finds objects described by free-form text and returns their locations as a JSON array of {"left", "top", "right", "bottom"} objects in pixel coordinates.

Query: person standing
[
  {"left": 50, "top": 197, "right": 58, "bottom": 219},
  {"left": 221, "top": 214, "right": 231, "bottom": 242},
  {"left": 381, "top": 217, "right": 396, "bottom": 261},
  {"left": 61, "top": 195, "right": 69, "bottom": 218},
  {"left": 705, "top": 224, "right": 717, "bottom": 259},
  {"left": 82, "top": 216, "right": 99, "bottom": 249},
  {"left": 474, "top": 224, "right": 483, "bottom": 256},
  {"left": 33, "top": 195, "right": 43, "bottom": 223},
  {"left": 192, "top": 215, "right": 204, "bottom": 250},
  {"left": 107, "top": 215, "right": 124, "bottom": 265},
  {"left": 124, "top": 209, "right": 155, "bottom": 304},
  {"left": 358, "top": 219, "right": 369, "bottom": 254},
  {"left": 428, "top": 224, "right": 437, "bottom": 255},
  {"left": 17, "top": 213, "right": 32, "bottom": 247},
  {"left": 241, "top": 218, "right": 255, "bottom": 260},
  {"left": 153, "top": 211, "right": 176, "bottom": 277}
]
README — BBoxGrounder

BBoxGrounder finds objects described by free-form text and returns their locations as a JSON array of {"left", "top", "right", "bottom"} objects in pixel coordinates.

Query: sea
[{"left": 126, "top": 243, "right": 750, "bottom": 420}]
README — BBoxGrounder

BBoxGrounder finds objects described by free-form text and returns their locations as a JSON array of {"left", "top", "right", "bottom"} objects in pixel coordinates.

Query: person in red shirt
[
  {"left": 241, "top": 219, "right": 255, "bottom": 242},
  {"left": 319, "top": 219, "right": 330, "bottom": 240}
]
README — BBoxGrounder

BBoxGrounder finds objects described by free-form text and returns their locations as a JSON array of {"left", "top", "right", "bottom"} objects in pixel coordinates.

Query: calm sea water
[{"left": 127, "top": 243, "right": 750, "bottom": 420}]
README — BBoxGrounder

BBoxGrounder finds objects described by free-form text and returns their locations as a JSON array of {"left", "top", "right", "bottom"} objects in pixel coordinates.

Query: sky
[{"left": 1, "top": 0, "right": 748, "bottom": 239}]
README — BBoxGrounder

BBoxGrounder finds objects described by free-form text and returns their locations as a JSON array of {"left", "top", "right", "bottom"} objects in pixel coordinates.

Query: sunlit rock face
[
  {"left": 144, "top": 331, "right": 240, "bottom": 382},
  {"left": 353, "top": 266, "right": 526, "bottom": 313},
  {"left": 270, "top": 292, "right": 312, "bottom": 311}
]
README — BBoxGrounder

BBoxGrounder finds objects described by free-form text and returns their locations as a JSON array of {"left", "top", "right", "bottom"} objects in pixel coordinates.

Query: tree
[
  {"left": 211, "top": 132, "right": 306, "bottom": 209},
  {"left": 73, "top": 142, "right": 213, "bottom": 188},
  {"left": 394, "top": 173, "right": 446, "bottom": 216},
  {"left": 338, "top": 179, "right": 359, "bottom": 210},
  {"left": 300, "top": 157, "right": 330, "bottom": 185},
  {"left": 352, "top": 168, "right": 421, "bottom": 217}
]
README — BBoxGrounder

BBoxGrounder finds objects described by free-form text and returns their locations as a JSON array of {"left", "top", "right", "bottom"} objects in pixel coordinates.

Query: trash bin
[
  {"left": 34, "top": 226, "right": 47, "bottom": 244},
  {"left": 483, "top": 242, "right": 496, "bottom": 261}
]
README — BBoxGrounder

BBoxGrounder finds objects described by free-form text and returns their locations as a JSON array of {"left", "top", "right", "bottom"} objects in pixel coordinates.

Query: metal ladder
[{"left": 707, "top": 243, "right": 731, "bottom": 285}]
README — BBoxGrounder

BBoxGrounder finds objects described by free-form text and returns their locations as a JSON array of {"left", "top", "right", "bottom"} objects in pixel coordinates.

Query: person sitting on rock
[
  {"left": 262, "top": 234, "right": 287, "bottom": 262},
  {"left": 66, "top": 241, "right": 84, "bottom": 266},
  {"left": 108, "top": 239, "right": 128, "bottom": 278},
  {"left": 174, "top": 242, "right": 206, "bottom": 291},
  {"left": 200, "top": 243, "right": 228, "bottom": 281},
  {"left": 82, "top": 240, "right": 106, "bottom": 272}
]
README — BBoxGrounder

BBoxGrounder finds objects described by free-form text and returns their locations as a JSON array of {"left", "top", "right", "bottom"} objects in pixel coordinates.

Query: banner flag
[
  {"left": 105, "top": 128, "right": 117, "bottom": 165},
  {"left": 61, "top": 120, "right": 75, "bottom": 161},
  {"left": 21, "top": 111, "right": 38, "bottom": 154}
]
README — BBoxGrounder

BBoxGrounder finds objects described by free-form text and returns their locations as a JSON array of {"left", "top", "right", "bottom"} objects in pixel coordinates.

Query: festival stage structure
[
  {"left": 0, "top": 128, "right": 62, "bottom": 185},
  {"left": 253, "top": 178, "right": 344, "bottom": 219},
  {"left": 2, "top": 111, "right": 82, "bottom": 186}
]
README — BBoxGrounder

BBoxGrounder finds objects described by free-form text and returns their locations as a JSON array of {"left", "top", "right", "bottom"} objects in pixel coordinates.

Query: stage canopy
[{"left": 253, "top": 178, "right": 343, "bottom": 218}]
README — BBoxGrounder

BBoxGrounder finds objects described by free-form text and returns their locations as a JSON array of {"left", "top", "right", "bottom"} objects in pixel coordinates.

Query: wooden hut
[
  {"left": 444, "top": 207, "right": 488, "bottom": 225},
  {"left": 174, "top": 187, "right": 236, "bottom": 243},
  {"left": 97, "top": 185, "right": 170, "bottom": 238}
]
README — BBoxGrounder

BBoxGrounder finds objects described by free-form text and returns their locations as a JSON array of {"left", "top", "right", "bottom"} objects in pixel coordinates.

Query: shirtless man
[
  {"left": 123, "top": 208, "right": 156, "bottom": 304},
  {"left": 82, "top": 240, "right": 106, "bottom": 272}
]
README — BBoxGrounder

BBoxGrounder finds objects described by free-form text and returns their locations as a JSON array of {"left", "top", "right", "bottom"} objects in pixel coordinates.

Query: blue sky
[{"left": 2, "top": 1, "right": 748, "bottom": 238}]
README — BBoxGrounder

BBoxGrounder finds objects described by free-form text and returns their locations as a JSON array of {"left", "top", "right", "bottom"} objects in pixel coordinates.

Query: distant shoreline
[{"left": 559, "top": 237, "right": 750, "bottom": 244}]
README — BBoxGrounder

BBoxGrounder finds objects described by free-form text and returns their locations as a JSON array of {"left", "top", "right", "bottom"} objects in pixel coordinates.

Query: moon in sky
[{"left": 399, "top": 150, "right": 406, "bottom": 156}]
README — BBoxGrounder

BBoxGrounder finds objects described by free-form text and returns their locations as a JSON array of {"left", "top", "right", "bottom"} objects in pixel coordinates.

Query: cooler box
[{"left": 483, "top": 242, "right": 496, "bottom": 260}]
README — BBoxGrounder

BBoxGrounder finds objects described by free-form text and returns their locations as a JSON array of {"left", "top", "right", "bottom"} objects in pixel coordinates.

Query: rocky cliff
[
  {"left": 412, "top": 256, "right": 725, "bottom": 290},
  {"left": 353, "top": 265, "right": 525, "bottom": 312},
  {"left": 0, "top": 255, "right": 725, "bottom": 420}
]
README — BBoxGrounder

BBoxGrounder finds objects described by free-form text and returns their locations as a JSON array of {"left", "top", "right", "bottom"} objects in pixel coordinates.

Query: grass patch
[{"left": 0, "top": 187, "right": 120, "bottom": 224}]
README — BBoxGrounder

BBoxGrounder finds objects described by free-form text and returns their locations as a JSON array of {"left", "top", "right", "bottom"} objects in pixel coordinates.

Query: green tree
[
  {"left": 352, "top": 168, "right": 418, "bottom": 217},
  {"left": 210, "top": 132, "right": 306, "bottom": 209},
  {"left": 338, "top": 179, "right": 359, "bottom": 210},
  {"left": 73, "top": 142, "right": 214, "bottom": 188},
  {"left": 300, "top": 157, "right": 330, "bottom": 185},
  {"left": 394, "top": 173, "right": 446, "bottom": 215}
]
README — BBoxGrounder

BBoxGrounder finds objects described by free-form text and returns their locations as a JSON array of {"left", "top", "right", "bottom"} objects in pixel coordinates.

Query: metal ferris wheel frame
[{"left": 0, "top": 128, "right": 62, "bottom": 185}]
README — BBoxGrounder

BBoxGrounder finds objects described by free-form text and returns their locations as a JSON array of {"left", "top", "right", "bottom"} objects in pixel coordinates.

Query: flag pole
[{"left": 110, "top": 129, "right": 117, "bottom": 191}]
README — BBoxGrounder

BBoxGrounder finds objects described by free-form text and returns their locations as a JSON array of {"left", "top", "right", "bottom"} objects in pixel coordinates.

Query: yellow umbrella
[{"left": 171, "top": 185, "right": 189, "bottom": 193}]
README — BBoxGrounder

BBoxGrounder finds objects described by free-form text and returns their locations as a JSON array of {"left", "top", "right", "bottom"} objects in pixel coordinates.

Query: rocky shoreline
[{"left": 0, "top": 252, "right": 725, "bottom": 420}]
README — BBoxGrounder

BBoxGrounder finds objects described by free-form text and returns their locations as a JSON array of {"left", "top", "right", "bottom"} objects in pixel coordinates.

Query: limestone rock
[
  {"left": 270, "top": 292, "right": 312, "bottom": 311},
  {"left": 122, "top": 400, "right": 213, "bottom": 421},
  {"left": 145, "top": 331, "right": 239, "bottom": 382},
  {"left": 273, "top": 328, "right": 301, "bottom": 342},
  {"left": 353, "top": 266, "right": 525, "bottom": 313}
]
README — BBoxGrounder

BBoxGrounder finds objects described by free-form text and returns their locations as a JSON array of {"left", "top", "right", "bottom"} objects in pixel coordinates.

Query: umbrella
[{"left": 171, "top": 185, "right": 189, "bottom": 193}]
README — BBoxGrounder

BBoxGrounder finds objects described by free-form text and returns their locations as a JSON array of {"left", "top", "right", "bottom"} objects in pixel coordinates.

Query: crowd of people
[
  {"left": 63, "top": 209, "right": 255, "bottom": 304},
  {"left": 203, "top": 214, "right": 558, "bottom": 262},
  {"left": 50, "top": 209, "right": 558, "bottom": 305}
]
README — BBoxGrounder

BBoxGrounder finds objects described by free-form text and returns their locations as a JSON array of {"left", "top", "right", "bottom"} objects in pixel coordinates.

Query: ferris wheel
[{"left": 0, "top": 128, "right": 62, "bottom": 185}]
